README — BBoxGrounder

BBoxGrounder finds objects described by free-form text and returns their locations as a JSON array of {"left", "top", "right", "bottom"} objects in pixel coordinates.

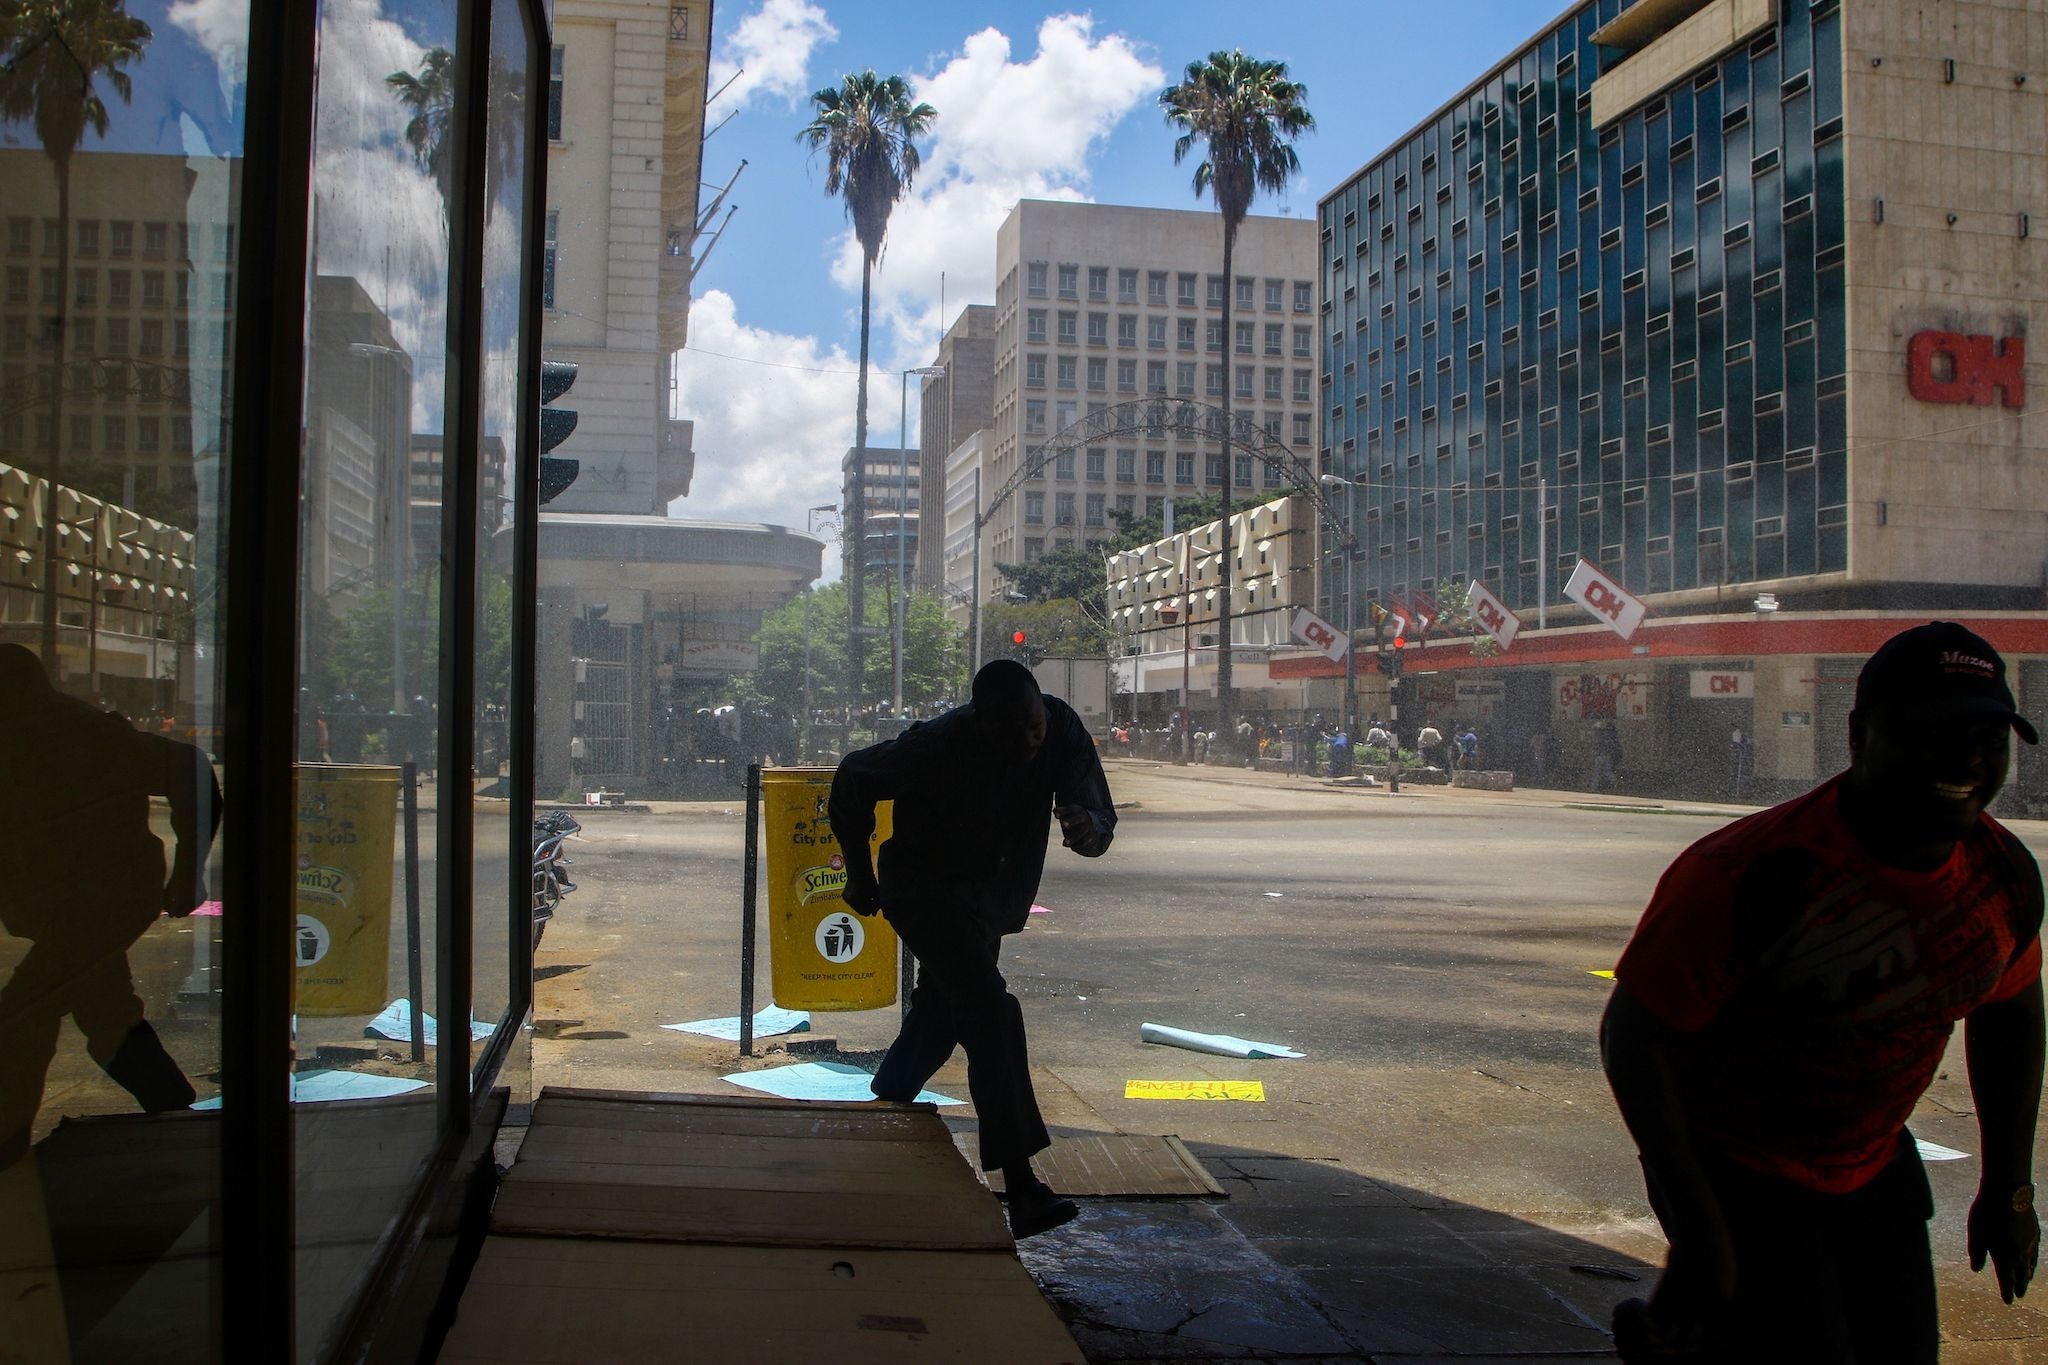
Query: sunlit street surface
[{"left": 529, "top": 762, "right": 2048, "bottom": 1361}]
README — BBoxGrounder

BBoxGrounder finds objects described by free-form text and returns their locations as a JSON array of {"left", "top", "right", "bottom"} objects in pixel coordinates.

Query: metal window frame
[{"left": 218, "top": 1, "right": 545, "bottom": 1357}]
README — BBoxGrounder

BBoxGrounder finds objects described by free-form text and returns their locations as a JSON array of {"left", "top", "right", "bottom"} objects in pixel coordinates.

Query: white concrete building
[
  {"left": 982, "top": 200, "right": 1321, "bottom": 585},
  {"left": 541, "top": 0, "right": 707, "bottom": 514},
  {"left": 1104, "top": 494, "right": 1321, "bottom": 718},
  {"left": 940, "top": 429, "right": 990, "bottom": 629}
]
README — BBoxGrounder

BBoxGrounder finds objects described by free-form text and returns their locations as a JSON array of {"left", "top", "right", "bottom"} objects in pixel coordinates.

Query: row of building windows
[
  {"left": 1022, "top": 396, "right": 1313, "bottom": 445},
  {"left": 1319, "top": 0, "right": 1849, "bottom": 609},
  {"left": 1, "top": 313, "right": 196, "bottom": 358},
  {"left": 3, "top": 216, "right": 224, "bottom": 262},
  {"left": 1022, "top": 358, "right": 1315, "bottom": 401},
  {"left": 2, "top": 266, "right": 219, "bottom": 312},
  {"left": 1023, "top": 262, "right": 1313, "bottom": 313},
  {"left": 0, "top": 411, "right": 197, "bottom": 455},
  {"left": 1024, "top": 310, "right": 1316, "bottom": 356}
]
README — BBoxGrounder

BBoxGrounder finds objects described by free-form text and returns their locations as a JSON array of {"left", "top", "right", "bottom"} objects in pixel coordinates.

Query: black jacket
[{"left": 828, "top": 696, "right": 1115, "bottom": 931}]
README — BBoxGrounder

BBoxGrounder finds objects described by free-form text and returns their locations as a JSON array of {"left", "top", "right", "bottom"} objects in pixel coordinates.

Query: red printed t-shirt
[{"left": 1616, "top": 774, "right": 2043, "bottom": 1194}]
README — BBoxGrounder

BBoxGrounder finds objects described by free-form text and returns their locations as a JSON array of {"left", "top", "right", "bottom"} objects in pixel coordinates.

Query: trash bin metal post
[
  {"left": 402, "top": 761, "right": 424, "bottom": 1063},
  {"left": 740, "top": 762, "right": 761, "bottom": 1056}
]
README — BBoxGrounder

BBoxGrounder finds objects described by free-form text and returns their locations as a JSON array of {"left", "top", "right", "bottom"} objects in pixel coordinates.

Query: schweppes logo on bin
[
  {"left": 796, "top": 853, "right": 848, "bottom": 905},
  {"left": 296, "top": 863, "right": 353, "bottom": 903}
]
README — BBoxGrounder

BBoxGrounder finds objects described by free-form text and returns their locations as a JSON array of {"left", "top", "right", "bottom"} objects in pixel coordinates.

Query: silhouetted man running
[
  {"left": 830, "top": 660, "right": 1115, "bottom": 1239},
  {"left": 0, "top": 645, "right": 219, "bottom": 1168},
  {"left": 1603, "top": 623, "right": 2043, "bottom": 1362}
]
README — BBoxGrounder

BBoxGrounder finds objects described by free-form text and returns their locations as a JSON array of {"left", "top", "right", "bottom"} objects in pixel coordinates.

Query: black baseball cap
[{"left": 1855, "top": 621, "right": 2038, "bottom": 744}]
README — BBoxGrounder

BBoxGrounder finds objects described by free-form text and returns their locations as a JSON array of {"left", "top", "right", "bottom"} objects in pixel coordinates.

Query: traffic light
[
  {"left": 1012, "top": 630, "right": 1027, "bottom": 647},
  {"left": 538, "top": 360, "right": 580, "bottom": 504}
]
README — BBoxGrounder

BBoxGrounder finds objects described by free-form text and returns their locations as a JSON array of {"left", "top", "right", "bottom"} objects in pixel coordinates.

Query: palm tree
[
  {"left": 387, "top": 47, "right": 458, "bottom": 200},
  {"left": 0, "top": 0, "right": 151, "bottom": 669},
  {"left": 1161, "top": 51, "right": 1311, "bottom": 754},
  {"left": 797, "top": 70, "right": 935, "bottom": 720}
]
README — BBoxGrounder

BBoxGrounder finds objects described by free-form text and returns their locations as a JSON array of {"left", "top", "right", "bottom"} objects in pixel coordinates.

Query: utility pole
[{"left": 895, "top": 366, "right": 945, "bottom": 718}]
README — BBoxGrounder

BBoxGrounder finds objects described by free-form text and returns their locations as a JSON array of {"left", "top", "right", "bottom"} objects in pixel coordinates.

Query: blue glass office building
[{"left": 1318, "top": 0, "right": 1847, "bottom": 615}]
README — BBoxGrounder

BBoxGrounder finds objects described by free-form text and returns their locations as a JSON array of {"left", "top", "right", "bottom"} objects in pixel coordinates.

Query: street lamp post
[
  {"left": 895, "top": 366, "right": 945, "bottom": 719},
  {"left": 1321, "top": 474, "right": 1361, "bottom": 735},
  {"left": 968, "top": 465, "right": 984, "bottom": 678},
  {"left": 803, "top": 504, "right": 837, "bottom": 762}
]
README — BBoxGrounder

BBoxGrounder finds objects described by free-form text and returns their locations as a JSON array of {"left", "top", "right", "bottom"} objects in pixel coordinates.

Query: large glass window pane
[
  {"left": 0, "top": 2, "right": 247, "bottom": 1358},
  {"left": 294, "top": 0, "right": 458, "bottom": 1350}
]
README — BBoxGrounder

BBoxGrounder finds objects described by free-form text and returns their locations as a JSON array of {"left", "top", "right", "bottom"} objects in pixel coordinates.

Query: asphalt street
[{"left": 523, "top": 762, "right": 2048, "bottom": 1362}]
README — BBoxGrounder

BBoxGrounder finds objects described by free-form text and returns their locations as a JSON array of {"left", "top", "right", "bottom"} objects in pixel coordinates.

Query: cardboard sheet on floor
[
  {"left": 722, "top": 1059, "right": 962, "bottom": 1106},
  {"left": 364, "top": 998, "right": 493, "bottom": 1046},
  {"left": 441, "top": 1236, "right": 1082, "bottom": 1364},
  {"left": 1124, "top": 1080, "right": 1266, "bottom": 1101},
  {"left": 490, "top": 1088, "right": 1010, "bottom": 1251},
  {"left": 968, "top": 1132, "right": 1226, "bottom": 1198},
  {"left": 662, "top": 1005, "right": 811, "bottom": 1040},
  {"left": 1140, "top": 1021, "right": 1304, "bottom": 1059}
]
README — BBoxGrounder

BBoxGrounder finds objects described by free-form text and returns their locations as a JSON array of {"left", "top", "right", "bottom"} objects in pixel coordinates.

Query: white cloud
[
  {"left": 168, "top": 0, "right": 248, "bottom": 106},
  {"left": 708, "top": 0, "right": 838, "bottom": 112},
  {"left": 823, "top": 14, "right": 1163, "bottom": 363},
  {"left": 674, "top": 16, "right": 1160, "bottom": 550},
  {"left": 303, "top": 0, "right": 455, "bottom": 430},
  {"left": 670, "top": 290, "right": 875, "bottom": 547}
]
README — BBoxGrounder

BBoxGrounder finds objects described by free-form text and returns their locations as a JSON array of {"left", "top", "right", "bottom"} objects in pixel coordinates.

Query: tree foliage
[
  {"left": 738, "top": 581, "right": 966, "bottom": 720},
  {"left": 796, "top": 70, "right": 937, "bottom": 266}
]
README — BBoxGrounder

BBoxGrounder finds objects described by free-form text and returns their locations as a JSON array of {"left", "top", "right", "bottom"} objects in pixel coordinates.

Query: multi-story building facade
[
  {"left": 541, "top": 0, "right": 707, "bottom": 514},
  {"left": 1303, "top": 0, "right": 2048, "bottom": 804},
  {"left": 916, "top": 303, "right": 996, "bottom": 593},
  {"left": 531, "top": 1, "right": 823, "bottom": 796},
  {"left": 841, "top": 444, "right": 919, "bottom": 586},
  {"left": 985, "top": 200, "right": 1320, "bottom": 578},
  {"left": 0, "top": 150, "right": 239, "bottom": 533},
  {"left": 941, "top": 430, "right": 991, "bottom": 631}
]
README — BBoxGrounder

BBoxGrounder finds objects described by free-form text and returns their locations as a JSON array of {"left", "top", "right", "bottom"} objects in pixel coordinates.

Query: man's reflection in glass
[{"left": 0, "top": 645, "right": 220, "bottom": 1169}]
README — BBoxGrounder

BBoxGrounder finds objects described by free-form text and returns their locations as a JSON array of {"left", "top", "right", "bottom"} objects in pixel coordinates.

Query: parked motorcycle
[{"left": 532, "top": 809, "right": 583, "bottom": 944}]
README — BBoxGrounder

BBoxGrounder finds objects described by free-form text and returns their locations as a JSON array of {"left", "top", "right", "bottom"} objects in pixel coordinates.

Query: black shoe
[{"left": 1006, "top": 1181, "right": 1078, "bottom": 1240}]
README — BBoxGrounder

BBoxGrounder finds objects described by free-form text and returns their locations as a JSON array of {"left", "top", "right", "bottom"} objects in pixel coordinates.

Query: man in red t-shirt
[{"left": 1603, "top": 622, "right": 2044, "bottom": 1362}]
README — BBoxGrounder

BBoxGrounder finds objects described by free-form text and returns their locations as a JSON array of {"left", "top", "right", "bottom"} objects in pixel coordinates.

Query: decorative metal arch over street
[
  {"left": 974, "top": 396, "right": 1354, "bottom": 552},
  {"left": 961, "top": 397, "right": 1365, "bottom": 727}
]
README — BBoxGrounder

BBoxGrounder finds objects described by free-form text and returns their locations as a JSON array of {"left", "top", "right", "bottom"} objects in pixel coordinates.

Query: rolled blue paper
[{"left": 1139, "top": 1021, "right": 1304, "bottom": 1060}]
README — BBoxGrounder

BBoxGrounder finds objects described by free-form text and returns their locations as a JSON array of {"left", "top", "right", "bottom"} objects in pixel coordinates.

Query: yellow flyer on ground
[
  {"left": 1125, "top": 1080, "right": 1267, "bottom": 1102},
  {"left": 761, "top": 767, "right": 897, "bottom": 1011},
  {"left": 293, "top": 764, "right": 400, "bottom": 1016}
]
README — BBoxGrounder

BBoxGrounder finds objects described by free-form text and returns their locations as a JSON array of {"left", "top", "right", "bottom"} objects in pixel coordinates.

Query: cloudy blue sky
[
  {"left": 680, "top": 0, "right": 1566, "bottom": 534},
  {"left": 11, "top": 0, "right": 1580, "bottom": 536}
]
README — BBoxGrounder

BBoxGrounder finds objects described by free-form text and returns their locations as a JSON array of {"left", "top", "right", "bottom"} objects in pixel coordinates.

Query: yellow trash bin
[
  {"left": 294, "top": 764, "right": 401, "bottom": 1016},
  {"left": 761, "top": 767, "right": 898, "bottom": 1011}
]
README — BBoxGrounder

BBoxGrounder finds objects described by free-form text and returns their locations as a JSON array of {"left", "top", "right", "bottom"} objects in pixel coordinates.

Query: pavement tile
[
  {"left": 1936, "top": 1274, "right": 2048, "bottom": 1342},
  {"left": 1021, "top": 1203, "right": 1350, "bottom": 1358},
  {"left": 1306, "top": 1264, "right": 1615, "bottom": 1357}
]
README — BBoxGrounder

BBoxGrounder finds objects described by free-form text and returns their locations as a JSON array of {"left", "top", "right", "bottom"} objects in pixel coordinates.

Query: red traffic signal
[
  {"left": 1392, "top": 633, "right": 1406, "bottom": 649},
  {"left": 1012, "top": 630, "right": 1027, "bottom": 645}
]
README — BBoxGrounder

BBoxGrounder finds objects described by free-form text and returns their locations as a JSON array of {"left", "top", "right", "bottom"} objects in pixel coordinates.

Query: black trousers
[
  {"left": 1643, "top": 1132, "right": 1938, "bottom": 1364},
  {"left": 870, "top": 900, "right": 1050, "bottom": 1173}
]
